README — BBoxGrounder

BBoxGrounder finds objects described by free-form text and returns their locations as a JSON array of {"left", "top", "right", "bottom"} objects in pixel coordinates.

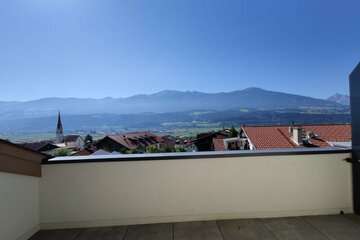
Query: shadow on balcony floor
[{"left": 29, "top": 214, "right": 360, "bottom": 240}]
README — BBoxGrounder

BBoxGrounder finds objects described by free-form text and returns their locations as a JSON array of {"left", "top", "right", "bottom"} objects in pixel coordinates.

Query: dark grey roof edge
[
  {"left": 44, "top": 147, "right": 351, "bottom": 164},
  {"left": 0, "top": 138, "right": 51, "bottom": 159}
]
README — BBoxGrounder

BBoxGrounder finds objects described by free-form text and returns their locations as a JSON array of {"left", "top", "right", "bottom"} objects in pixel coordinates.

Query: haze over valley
[{"left": 0, "top": 88, "right": 350, "bottom": 141}]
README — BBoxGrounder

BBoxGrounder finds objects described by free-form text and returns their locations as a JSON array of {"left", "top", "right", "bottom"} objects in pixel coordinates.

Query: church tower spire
[{"left": 56, "top": 111, "right": 64, "bottom": 143}]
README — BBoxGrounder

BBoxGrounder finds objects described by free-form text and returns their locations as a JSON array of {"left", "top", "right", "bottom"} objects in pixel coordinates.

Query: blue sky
[{"left": 0, "top": 0, "right": 359, "bottom": 101}]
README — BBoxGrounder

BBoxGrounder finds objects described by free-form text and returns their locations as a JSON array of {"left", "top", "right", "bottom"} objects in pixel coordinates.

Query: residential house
[
  {"left": 156, "top": 135, "right": 176, "bottom": 151},
  {"left": 70, "top": 148, "right": 95, "bottom": 156},
  {"left": 193, "top": 129, "right": 230, "bottom": 151},
  {"left": 184, "top": 140, "right": 198, "bottom": 152},
  {"left": 96, "top": 131, "right": 167, "bottom": 153},
  {"left": 239, "top": 124, "right": 351, "bottom": 150},
  {"left": 213, "top": 137, "right": 249, "bottom": 151},
  {"left": 63, "top": 135, "right": 85, "bottom": 151},
  {"left": 17, "top": 141, "right": 59, "bottom": 153}
]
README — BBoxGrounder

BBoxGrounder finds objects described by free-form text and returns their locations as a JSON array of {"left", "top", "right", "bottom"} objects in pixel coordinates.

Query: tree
[
  {"left": 174, "top": 147, "right": 186, "bottom": 152},
  {"left": 146, "top": 145, "right": 160, "bottom": 153},
  {"left": 229, "top": 126, "right": 239, "bottom": 137},
  {"left": 125, "top": 149, "right": 143, "bottom": 154},
  {"left": 84, "top": 134, "right": 93, "bottom": 147},
  {"left": 53, "top": 148, "right": 72, "bottom": 157}
]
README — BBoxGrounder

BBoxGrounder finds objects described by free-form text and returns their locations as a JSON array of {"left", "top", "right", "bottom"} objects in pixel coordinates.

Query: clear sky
[{"left": 0, "top": 0, "right": 359, "bottom": 101}]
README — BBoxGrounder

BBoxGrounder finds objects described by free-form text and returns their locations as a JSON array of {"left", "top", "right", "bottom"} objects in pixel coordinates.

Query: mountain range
[
  {"left": 327, "top": 93, "right": 350, "bottom": 105},
  {"left": 0, "top": 87, "right": 343, "bottom": 120},
  {"left": 0, "top": 88, "right": 350, "bottom": 134}
]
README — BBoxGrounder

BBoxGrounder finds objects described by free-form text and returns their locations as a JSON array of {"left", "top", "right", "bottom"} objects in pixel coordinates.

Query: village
[
  {"left": 15, "top": 111, "right": 352, "bottom": 157},
  {"left": 2, "top": 1, "right": 360, "bottom": 239}
]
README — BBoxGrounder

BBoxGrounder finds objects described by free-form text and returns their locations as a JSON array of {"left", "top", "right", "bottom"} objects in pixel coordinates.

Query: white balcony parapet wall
[
  {"left": 40, "top": 151, "right": 353, "bottom": 229},
  {"left": 0, "top": 172, "right": 40, "bottom": 240}
]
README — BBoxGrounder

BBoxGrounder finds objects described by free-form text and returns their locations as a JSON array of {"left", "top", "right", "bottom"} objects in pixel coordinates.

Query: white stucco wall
[
  {"left": 77, "top": 137, "right": 84, "bottom": 150},
  {"left": 0, "top": 172, "right": 40, "bottom": 240},
  {"left": 39, "top": 153, "right": 353, "bottom": 229}
]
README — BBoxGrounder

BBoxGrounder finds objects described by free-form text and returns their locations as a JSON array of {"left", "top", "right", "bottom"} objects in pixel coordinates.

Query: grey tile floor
[{"left": 29, "top": 214, "right": 360, "bottom": 240}]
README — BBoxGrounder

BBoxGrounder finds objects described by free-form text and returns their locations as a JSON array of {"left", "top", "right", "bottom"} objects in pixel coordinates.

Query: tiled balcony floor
[{"left": 29, "top": 214, "right": 360, "bottom": 240}]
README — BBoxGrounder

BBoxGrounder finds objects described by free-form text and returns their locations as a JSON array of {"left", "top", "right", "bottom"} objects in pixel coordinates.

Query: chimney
[{"left": 289, "top": 126, "right": 303, "bottom": 145}]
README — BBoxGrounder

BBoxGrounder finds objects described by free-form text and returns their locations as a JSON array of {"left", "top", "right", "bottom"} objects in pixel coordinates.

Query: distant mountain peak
[
  {"left": 327, "top": 93, "right": 350, "bottom": 105},
  {"left": 151, "top": 90, "right": 183, "bottom": 96},
  {"left": 330, "top": 93, "right": 348, "bottom": 98},
  {"left": 242, "top": 87, "right": 264, "bottom": 91}
]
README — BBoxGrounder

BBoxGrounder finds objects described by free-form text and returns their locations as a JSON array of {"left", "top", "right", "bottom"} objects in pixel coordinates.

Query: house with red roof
[
  {"left": 70, "top": 148, "right": 95, "bottom": 156},
  {"left": 239, "top": 124, "right": 351, "bottom": 150},
  {"left": 193, "top": 129, "right": 230, "bottom": 151},
  {"left": 96, "top": 131, "right": 174, "bottom": 153},
  {"left": 17, "top": 141, "right": 59, "bottom": 153},
  {"left": 213, "top": 137, "right": 249, "bottom": 151}
]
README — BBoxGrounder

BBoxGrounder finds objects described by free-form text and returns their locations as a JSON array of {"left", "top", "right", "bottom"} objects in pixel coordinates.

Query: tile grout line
[
  {"left": 73, "top": 228, "right": 85, "bottom": 240},
  {"left": 259, "top": 219, "right": 280, "bottom": 240},
  {"left": 121, "top": 225, "right": 130, "bottom": 240},
  {"left": 301, "top": 217, "right": 334, "bottom": 240},
  {"left": 215, "top": 220, "right": 225, "bottom": 240}
]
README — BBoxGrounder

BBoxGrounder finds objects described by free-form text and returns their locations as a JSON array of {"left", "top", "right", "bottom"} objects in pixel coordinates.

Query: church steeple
[{"left": 56, "top": 111, "right": 64, "bottom": 143}]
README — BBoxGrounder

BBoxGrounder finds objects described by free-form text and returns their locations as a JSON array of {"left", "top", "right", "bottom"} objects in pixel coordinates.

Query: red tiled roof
[
  {"left": 107, "top": 131, "right": 160, "bottom": 150},
  {"left": 196, "top": 129, "right": 229, "bottom": 141},
  {"left": 18, "top": 141, "right": 56, "bottom": 152},
  {"left": 158, "top": 135, "right": 176, "bottom": 144},
  {"left": 242, "top": 124, "right": 351, "bottom": 149},
  {"left": 213, "top": 138, "right": 226, "bottom": 151},
  {"left": 300, "top": 125, "right": 351, "bottom": 142},
  {"left": 70, "top": 148, "right": 94, "bottom": 156},
  {"left": 184, "top": 140, "right": 195, "bottom": 147},
  {"left": 64, "top": 135, "right": 82, "bottom": 142}
]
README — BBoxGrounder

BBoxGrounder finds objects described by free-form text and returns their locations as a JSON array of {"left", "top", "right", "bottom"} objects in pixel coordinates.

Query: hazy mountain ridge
[
  {"left": 0, "top": 88, "right": 349, "bottom": 134},
  {"left": 0, "top": 88, "right": 340, "bottom": 120},
  {"left": 327, "top": 93, "right": 350, "bottom": 105}
]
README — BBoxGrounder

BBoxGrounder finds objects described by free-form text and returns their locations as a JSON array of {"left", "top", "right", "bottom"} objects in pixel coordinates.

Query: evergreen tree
[
  {"left": 84, "top": 134, "right": 93, "bottom": 147},
  {"left": 229, "top": 126, "right": 239, "bottom": 137}
]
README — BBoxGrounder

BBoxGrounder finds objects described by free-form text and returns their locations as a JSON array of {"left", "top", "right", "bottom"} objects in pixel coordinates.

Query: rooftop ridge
[
  {"left": 241, "top": 123, "right": 351, "bottom": 128},
  {"left": 276, "top": 128, "right": 300, "bottom": 148}
]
